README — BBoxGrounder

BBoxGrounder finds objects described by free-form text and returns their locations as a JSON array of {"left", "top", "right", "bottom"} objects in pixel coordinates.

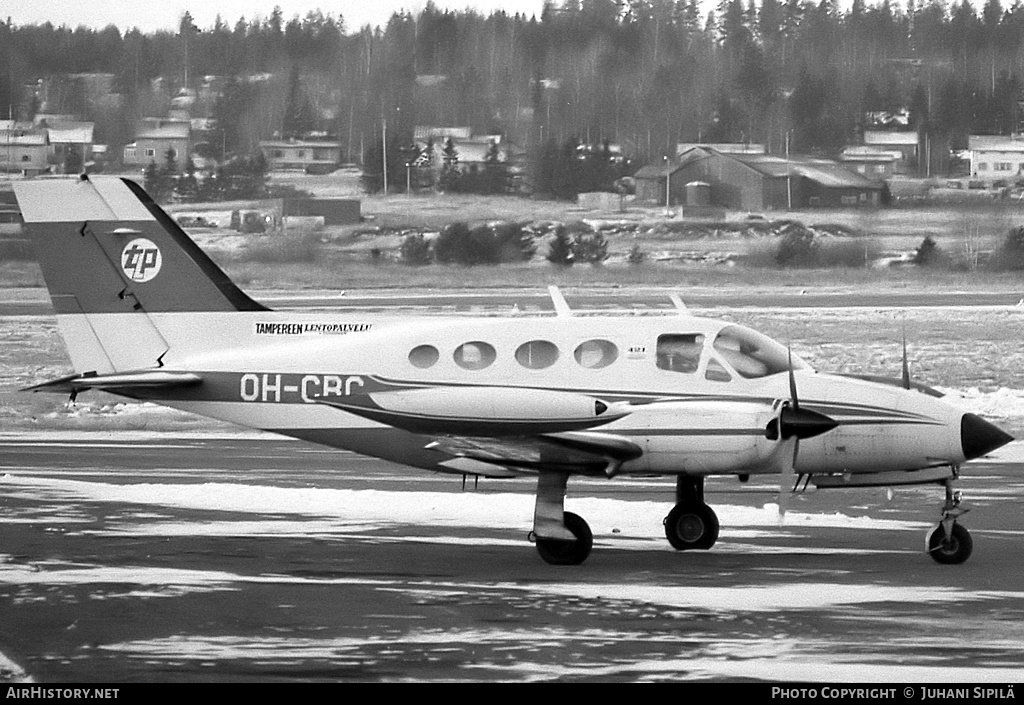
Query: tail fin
[
  {"left": 14, "top": 176, "right": 267, "bottom": 373},
  {"left": 14, "top": 175, "right": 267, "bottom": 315}
]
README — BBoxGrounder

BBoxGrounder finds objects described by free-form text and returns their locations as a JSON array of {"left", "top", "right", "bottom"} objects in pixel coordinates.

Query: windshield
[{"left": 711, "top": 325, "right": 810, "bottom": 379}]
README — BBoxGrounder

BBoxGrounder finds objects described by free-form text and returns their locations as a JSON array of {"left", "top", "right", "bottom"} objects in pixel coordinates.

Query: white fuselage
[{"left": 58, "top": 307, "right": 971, "bottom": 479}]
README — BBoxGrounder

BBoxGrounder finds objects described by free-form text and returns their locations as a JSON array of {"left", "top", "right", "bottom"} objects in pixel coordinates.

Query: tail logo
[{"left": 121, "top": 238, "right": 162, "bottom": 282}]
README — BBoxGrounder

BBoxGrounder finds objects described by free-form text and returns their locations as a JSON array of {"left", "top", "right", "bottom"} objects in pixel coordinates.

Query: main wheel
[
  {"left": 928, "top": 522, "right": 973, "bottom": 565},
  {"left": 664, "top": 502, "right": 720, "bottom": 551},
  {"left": 535, "top": 511, "right": 593, "bottom": 566}
]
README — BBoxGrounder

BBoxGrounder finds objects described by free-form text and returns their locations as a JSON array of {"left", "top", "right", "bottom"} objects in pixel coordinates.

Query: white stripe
[{"left": 160, "top": 400, "right": 385, "bottom": 430}]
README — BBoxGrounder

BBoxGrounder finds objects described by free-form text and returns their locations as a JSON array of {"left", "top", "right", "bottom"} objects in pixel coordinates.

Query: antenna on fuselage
[
  {"left": 669, "top": 293, "right": 688, "bottom": 313},
  {"left": 548, "top": 285, "right": 573, "bottom": 317}
]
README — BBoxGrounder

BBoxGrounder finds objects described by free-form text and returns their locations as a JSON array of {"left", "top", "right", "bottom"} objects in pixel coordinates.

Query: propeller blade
[
  {"left": 788, "top": 347, "right": 799, "bottom": 411},
  {"left": 778, "top": 437, "right": 798, "bottom": 523},
  {"left": 901, "top": 332, "right": 911, "bottom": 390}
]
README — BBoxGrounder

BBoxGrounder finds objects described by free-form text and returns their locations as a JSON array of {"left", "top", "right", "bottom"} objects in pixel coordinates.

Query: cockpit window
[
  {"left": 711, "top": 325, "right": 803, "bottom": 379},
  {"left": 705, "top": 359, "right": 732, "bottom": 382},
  {"left": 657, "top": 334, "right": 704, "bottom": 374}
]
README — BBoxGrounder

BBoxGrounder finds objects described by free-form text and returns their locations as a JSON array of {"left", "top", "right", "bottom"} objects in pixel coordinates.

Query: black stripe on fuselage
[{"left": 107, "top": 370, "right": 946, "bottom": 430}]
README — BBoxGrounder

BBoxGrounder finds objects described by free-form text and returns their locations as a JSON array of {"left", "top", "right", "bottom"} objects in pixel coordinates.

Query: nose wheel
[
  {"left": 926, "top": 477, "right": 973, "bottom": 565},
  {"left": 664, "top": 502, "right": 720, "bottom": 550},
  {"left": 664, "top": 476, "right": 720, "bottom": 551}
]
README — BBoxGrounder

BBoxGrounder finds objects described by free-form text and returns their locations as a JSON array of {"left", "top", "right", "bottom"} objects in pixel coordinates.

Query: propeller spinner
[{"left": 767, "top": 349, "right": 839, "bottom": 521}]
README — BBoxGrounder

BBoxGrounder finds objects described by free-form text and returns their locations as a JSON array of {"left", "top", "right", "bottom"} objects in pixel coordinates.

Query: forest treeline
[{"left": 3, "top": 0, "right": 1024, "bottom": 175}]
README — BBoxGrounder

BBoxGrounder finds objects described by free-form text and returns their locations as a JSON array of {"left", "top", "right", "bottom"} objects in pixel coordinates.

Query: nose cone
[{"left": 961, "top": 413, "right": 1014, "bottom": 460}]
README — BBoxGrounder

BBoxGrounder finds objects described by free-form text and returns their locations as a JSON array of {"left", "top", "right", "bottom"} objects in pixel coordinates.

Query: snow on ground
[{"left": 0, "top": 474, "right": 930, "bottom": 537}]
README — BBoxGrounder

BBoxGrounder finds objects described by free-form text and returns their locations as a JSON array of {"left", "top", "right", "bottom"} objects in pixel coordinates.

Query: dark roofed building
[{"left": 646, "top": 147, "right": 882, "bottom": 210}]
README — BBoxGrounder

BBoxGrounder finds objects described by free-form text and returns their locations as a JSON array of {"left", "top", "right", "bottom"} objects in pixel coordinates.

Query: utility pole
[
  {"left": 786, "top": 131, "right": 793, "bottom": 211},
  {"left": 382, "top": 119, "right": 388, "bottom": 195},
  {"left": 663, "top": 155, "right": 670, "bottom": 211}
]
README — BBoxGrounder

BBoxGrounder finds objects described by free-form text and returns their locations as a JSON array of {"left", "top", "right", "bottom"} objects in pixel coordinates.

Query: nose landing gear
[
  {"left": 664, "top": 476, "right": 720, "bottom": 551},
  {"left": 926, "top": 475, "right": 973, "bottom": 565}
]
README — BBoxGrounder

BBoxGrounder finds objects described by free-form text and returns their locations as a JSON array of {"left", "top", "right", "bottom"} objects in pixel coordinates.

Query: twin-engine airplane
[{"left": 13, "top": 176, "right": 1014, "bottom": 566}]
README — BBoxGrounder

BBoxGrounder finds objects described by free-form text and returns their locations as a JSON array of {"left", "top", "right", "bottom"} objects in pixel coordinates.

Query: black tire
[
  {"left": 535, "top": 511, "right": 594, "bottom": 566},
  {"left": 664, "top": 502, "right": 720, "bottom": 551},
  {"left": 928, "top": 522, "right": 973, "bottom": 565}
]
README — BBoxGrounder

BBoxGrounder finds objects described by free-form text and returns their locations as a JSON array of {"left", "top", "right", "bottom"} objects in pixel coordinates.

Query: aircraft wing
[
  {"left": 24, "top": 370, "right": 202, "bottom": 394},
  {"left": 426, "top": 430, "right": 643, "bottom": 475},
  {"left": 316, "top": 386, "right": 642, "bottom": 477}
]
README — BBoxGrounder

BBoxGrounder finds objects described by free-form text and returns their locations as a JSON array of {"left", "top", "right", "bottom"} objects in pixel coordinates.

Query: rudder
[{"left": 14, "top": 175, "right": 267, "bottom": 373}]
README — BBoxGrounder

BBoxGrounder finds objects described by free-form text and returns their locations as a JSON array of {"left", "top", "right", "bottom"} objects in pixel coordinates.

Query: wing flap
[{"left": 426, "top": 431, "right": 643, "bottom": 475}]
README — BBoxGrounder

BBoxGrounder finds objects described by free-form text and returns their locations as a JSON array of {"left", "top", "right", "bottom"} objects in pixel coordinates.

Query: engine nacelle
[{"left": 627, "top": 400, "right": 784, "bottom": 475}]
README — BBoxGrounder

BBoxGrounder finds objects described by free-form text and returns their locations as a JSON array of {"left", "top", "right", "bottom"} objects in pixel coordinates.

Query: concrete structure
[
  {"left": 966, "top": 135, "right": 1024, "bottom": 180},
  {"left": 259, "top": 139, "right": 342, "bottom": 173}
]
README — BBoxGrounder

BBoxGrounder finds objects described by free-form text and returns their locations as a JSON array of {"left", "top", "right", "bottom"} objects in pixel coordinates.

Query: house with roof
[
  {"left": 37, "top": 119, "right": 95, "bottom": 173},
  {"left": 839, "top": 145, "right": 902, "bottom": 182},
  {"left": 0, "top": 121, "right": 49, "bottom": 176},
  {"left": 259, "top": 139, "right": 342, "bottom": 174},
  {"left": 636, "top": 146, "right": 882, "bottom": 210},
  {"left": 966, "top": 135, "right": 1024, "bottom": 181},
  {"left": 863, "top": 131, "right": 919, "bottom": 173},
  {"left": 676, "top": 142, "right": 765, "bottom": 157},
  {"left": 413, "top": 126, "right": 526, "bottom": 186},
  {"left": 123, "top": 118, "right": 191, "bottom": 171}
]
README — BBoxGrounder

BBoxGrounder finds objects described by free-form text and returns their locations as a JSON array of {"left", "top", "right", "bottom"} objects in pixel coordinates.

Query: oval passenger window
[
  {"left": 454, "top": 341, "right": 497, "bottom": 370},
  {"left": 515, "top": 340, "right": 560, "bottom": 369}
]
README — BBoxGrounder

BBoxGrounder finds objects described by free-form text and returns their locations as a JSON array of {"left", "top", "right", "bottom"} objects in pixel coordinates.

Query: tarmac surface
[{"left": 2, "top": 433, "right": 1023, "bottom": 682}]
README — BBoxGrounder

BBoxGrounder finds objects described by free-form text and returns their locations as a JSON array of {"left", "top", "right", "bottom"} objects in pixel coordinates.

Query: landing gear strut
[
  {"left": 530, "top": 471, "right": 593, "bottom": 565},
  {"left": 664, "top": 476, "right": 720, "bottom": 551},
  {"left": 926, "top": 476, "right": 973, "bottom": 565}
]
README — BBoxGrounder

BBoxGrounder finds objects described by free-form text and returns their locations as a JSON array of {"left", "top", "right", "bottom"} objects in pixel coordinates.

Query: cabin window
[
  {"left": 656, "top": 334, "right": 703, "bottom": 374},
  {"left": 454, "top": 341, "right": 496, "bottom": 370},
  {"left": 409, "top": 344, "right": 439, "bottom": 369},
  {"left": 574, "top": 339, "right": 618, "bottom": 369},
  {"left": 515, "top": 340, "right": 559, "bottom": 369}
]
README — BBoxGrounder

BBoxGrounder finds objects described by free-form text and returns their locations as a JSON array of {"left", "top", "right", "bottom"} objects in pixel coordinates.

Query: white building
[{"left": 967, "top": 135, "right": 1024, "bottom": 180}]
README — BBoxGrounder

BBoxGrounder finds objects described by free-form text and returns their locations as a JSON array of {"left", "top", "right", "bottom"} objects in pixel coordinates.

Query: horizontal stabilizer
[{"left": 25, "top": 370, "right": 202, "bottom": 394}]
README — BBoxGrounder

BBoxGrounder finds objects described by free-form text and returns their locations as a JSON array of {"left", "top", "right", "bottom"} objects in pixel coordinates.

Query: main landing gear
[
  {"left": 530, "top": 471, "right": 593, "bottom": 565},
  {"left": 664, "top": 476, "right": 719, "bottom": 551},
  {"left": 926, "top": 477, "right": 973, "bottom": 565}
]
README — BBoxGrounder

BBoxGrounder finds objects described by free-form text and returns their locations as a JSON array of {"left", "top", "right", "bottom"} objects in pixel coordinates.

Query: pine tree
[{"left": 439, "top": 138, "right": 461, "bottom": 192}]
